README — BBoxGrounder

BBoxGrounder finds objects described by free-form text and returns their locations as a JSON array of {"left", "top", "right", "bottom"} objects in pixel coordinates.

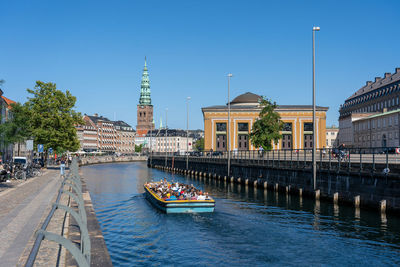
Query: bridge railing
[
  {"left": 25, "top": 158, "right": 91, "bottom": 267},
  {"left": 150, "top": 147, "right": 400, "bottom": 174}
]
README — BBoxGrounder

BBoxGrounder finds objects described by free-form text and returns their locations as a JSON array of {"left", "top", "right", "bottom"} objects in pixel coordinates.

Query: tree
[
  {"left": 135, "top": 144, "right": 143, "bottom": 153},
  {"left": 25, "top": 81, "right": 83, "bottom": 157},
  {"left": 194, "top": 137, "right": 204, "bottom": 151},
  {"left": 0, "top": 102, "right": 32, "bottom": 155},
  {"left": 249, "top": 96, "right": 284, "bottom": 150}
]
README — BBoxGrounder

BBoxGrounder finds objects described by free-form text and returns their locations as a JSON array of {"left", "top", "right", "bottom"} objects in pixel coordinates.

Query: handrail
[{"left": 25, "top": 158, "right": 91, "bottom": 267}]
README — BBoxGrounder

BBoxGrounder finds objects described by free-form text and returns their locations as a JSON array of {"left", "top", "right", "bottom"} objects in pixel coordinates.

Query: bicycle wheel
[{"left": 16, "top": 171, "right": 26, "bottom": 180}]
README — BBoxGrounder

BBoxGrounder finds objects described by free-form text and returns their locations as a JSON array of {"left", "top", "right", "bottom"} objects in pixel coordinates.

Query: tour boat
[{"left": 144, "top": 183, "right": 215, "bottom": 213}]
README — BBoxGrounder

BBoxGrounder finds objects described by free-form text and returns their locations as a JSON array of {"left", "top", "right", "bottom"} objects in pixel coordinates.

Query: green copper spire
[{"left": 139, "top": 57, "right": 151, "bottom": 105}]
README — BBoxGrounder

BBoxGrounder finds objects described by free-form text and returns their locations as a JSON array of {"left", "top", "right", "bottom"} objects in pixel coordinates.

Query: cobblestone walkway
[{"left": 0, "top": 170, "right": 61, "bottom": 267}]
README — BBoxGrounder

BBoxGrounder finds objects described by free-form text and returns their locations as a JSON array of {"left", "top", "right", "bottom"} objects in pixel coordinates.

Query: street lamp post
[
  {"left": 165, "top": 108, "right": 168, "bottom": 167},
  {"left": 186, "top": 97, "right": 191, "bottom": 170},
  {"left": 227, "top": 73, "right": 233, "bottom": 177},
  {"left": 312, "top": 26, "right": 320, "bottom": 190}
]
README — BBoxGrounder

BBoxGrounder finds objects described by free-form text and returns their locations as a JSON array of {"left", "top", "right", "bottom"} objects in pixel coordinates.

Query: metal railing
[
  {"left": 25, "top": 158, "right": 91, "bottom": 267},
  {"left": 151, "top": 147, "right": 400, "bottom": 174}
]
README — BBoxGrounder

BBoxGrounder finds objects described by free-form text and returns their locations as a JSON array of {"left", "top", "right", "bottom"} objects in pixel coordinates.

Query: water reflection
[{"left": 83, "top": 162, "right": 400, "bottom": 267}]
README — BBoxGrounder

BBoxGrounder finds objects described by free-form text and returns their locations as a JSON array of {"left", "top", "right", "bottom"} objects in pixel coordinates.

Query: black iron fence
[{"left": 150, "top": 147, "right": 400, "bottom": 174}]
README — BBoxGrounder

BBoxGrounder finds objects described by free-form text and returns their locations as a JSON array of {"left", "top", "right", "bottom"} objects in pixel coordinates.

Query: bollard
[
  {"left": 315, "top": 189, "right": 320, "bottom": 200},
  {"left": 333, "top": 192, "right": 339, "bottom": 204},
  {"left": 275, "top": 183, "right": 279, "bottom": 192},
  {"left": 299, "top": 188, "right": 303, "bottom": 197},
  {"left": 264, "top": 182, "right": 268, "bottom": 189},
  {"left": 380, "top": 200, "right": 387, "bottom": 213},
  {"left": 254, "top": 181, "right": 258, "bottom": 188},
  {"left": 354, "top": 195, "right": 360, "bottom": 208}
]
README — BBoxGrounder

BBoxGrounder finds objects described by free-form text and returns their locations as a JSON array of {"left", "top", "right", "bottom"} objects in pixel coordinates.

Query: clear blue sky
[{"left": 1, "top": 0, "right": 400, "bottom": 130}]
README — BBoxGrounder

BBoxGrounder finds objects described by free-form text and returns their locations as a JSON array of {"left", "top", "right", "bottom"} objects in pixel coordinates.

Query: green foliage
[
  {"left": 26, "top": 81, "right": 83, "bottom": 153},
  {"left": 194, "top": 137, "right": 204, "bottom": 151},
  {"left": 0, "top": 102, "right": 32, "bottom": 145},
  {"left": 135, "top": 144, "right": 143, "bottom": 152},
  {"left": 249, "top": 96, "right": 284, "bottom": 150}
]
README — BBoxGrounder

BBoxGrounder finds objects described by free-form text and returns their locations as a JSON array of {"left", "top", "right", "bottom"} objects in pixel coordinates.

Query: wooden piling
[
  {"left": 354, "top": 195, "right": 360, "bottom": 208},
  {"left": 263, "top": 182, "right": 268, "bottom": 189},
  {"left": 380, "top": 200, "right": 387, "bottom": 213},
  {"left": 315, "top": 189, "right": 320, "bottom": 200},
  {"left": 333, "top": 192, "right": 338, "bottom": 204}
]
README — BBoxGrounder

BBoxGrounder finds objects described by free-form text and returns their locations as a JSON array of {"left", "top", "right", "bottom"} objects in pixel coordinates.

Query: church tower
[{"left": 136, "top": 58, "right": 154, "bottom": 136}]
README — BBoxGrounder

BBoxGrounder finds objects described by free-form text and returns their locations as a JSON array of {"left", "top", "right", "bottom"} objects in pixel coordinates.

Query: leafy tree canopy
[
  {"left": 194, "top": 137, "right": 204, "bottom": 151},
  {"left": 0, "top": 102, "right": 32, "bottom": 145},
  {"left": 135, "top": 144, "right": 143, "bottom": 153},
  {"left": 26, "top": 81, "right": 83, "bottom": 153},
  {"left": 249, "top": 96, "right": 284, "bottom": 150}
]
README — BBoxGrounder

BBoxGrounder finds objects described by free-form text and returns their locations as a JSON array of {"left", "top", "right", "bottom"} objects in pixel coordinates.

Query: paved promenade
[{"left": 0, "top": 170, "right": 61, "bottom": 267}]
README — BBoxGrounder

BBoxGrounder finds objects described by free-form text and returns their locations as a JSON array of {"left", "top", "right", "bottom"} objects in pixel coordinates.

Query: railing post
[
  {"left": 272, "top": 150, "right": 275, "bottom": 167},
  {"left": 372, "top": 147, "right": 376, "bottom": 174},
  {"left": 328, "top": 148, "right": 331, "bottom": 171},
  {"left": 277, "top": 149, "right": 280, "bottom": 168},
  {"left": 319, "top": 149, "right": 322, "bottom": 170},
  {"left": 359, "top": 148, "right": 363, "bottom": 172},
  {"left": 386, "top": 149, "right": 389, "bottom": 172},
  {"left": 303, "top": 149, "right": 306, "bottom": 168},
  {"left": 290, "top": 149, "right": 293, "bottom": 168},
  {"left": 348, "top": 148, "right": 351, "bottom": 172}
]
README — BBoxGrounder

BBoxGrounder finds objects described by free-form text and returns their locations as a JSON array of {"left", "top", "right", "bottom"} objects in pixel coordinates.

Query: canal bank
[
  {"left": 149, "top": 156, "right": 400, "bottom": 215},
  {"left": 18, "top": 160, "right": 113, "bottom": 267},
  {"left": 79, "top": 155, "right": 147, "bottom": 166}
]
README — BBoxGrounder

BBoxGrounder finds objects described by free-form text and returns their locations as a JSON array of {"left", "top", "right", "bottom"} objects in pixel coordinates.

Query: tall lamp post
[
  {"left": 165, "top": 108, "right": 168, "bottom": 167},
  {"left": 186, "top": 97, "right": 191, "bottom": 170},
  {"left": 312, "top": 26, "right": 320, "bottom": 190},
  {"left": 150, "top": 119, "right": 154, "bottom": 166},
  {"left": 227, "top": 73, "right": 233, "bottom": 177}
]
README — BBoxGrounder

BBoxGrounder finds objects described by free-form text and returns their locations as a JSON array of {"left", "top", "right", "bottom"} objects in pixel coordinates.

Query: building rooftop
[
  {"left": 346, "top": 68, "right": 400, "bottom": 101},
  {"left": 2, "top": 95, "right": 16, "bottom": 108},
  {"left": 356, "top": 108, "right": 400, "bottom": 122},
  {"left": 202, "top": 104, "right": 328, "bottom": 112},
  {"left": 230, "top": 92, "right": 262, "bottom": 105}
]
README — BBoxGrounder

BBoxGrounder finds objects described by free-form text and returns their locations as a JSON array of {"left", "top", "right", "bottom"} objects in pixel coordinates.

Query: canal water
[{"left": 82, "top": 162, "right": 400, "bottom": 266}]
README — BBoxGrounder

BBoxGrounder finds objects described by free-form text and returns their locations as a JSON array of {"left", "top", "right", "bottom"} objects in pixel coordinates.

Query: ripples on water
[{"left": 83, "top": 162, "right": 400, "bottom": 266}]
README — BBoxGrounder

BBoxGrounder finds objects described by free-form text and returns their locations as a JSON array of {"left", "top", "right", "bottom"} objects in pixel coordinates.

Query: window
[
  {"left": 389, "top": 117, "right": 392, "bottom": 126},
  {"left": 238, "top": 123, "right": 249, "bottom": 132},
  {"left": 304, "top": 122, "right": 313, "bottom": 132},
  {"left": 283, "top": 122, "right": 292, "bottom": 131},
  {"left": 216, "top": 123, "right": 227, "bottom": 132}
]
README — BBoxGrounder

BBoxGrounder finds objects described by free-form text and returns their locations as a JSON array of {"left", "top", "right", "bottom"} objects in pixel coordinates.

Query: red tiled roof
[{"left": 2, "top": 96, "right": 16, "bottom": 108}]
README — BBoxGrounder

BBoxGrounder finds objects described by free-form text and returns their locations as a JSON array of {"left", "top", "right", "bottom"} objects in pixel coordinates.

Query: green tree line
[{"left": 0, "top": 81, "right": 83, "bottom": 158}]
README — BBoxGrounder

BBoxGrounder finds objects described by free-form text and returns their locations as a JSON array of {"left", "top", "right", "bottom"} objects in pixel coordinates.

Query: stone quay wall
[
  {"left": 149, "top": 156, "right": 400, "bottom": 214},
  {"left": 79, "top": 155, "right": 147, "bottom": 166}
]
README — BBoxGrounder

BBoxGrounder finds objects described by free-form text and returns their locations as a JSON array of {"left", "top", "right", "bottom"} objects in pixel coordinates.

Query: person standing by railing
[{"left": 60, "top": 157, "right": 66, "bottom": 177}]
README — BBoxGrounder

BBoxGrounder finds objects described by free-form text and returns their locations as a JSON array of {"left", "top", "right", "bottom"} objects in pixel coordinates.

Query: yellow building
[{"left": 202, "top": 92, "right": 328, "bottom": 151}]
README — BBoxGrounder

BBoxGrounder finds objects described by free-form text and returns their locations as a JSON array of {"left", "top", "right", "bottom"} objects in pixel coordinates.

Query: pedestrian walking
[{"left": 60, "top": 158, "right": 66, "bottom": 177}]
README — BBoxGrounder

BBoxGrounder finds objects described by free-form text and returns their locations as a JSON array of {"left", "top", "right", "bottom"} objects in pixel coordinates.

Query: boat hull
[{"left": 144, "top": 185, "right": 215, "bottom": 213}]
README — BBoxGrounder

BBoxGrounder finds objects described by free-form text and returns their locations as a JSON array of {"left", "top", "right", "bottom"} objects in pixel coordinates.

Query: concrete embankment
[
  {"left": 79, "top": 155, "right": 147, "bottom": 166},
  {"left": 66, "top": 171, "right": 113, "bottom": 267},
  {"left": 150, "top": 156, "right": 400, "bottom": 215}
]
